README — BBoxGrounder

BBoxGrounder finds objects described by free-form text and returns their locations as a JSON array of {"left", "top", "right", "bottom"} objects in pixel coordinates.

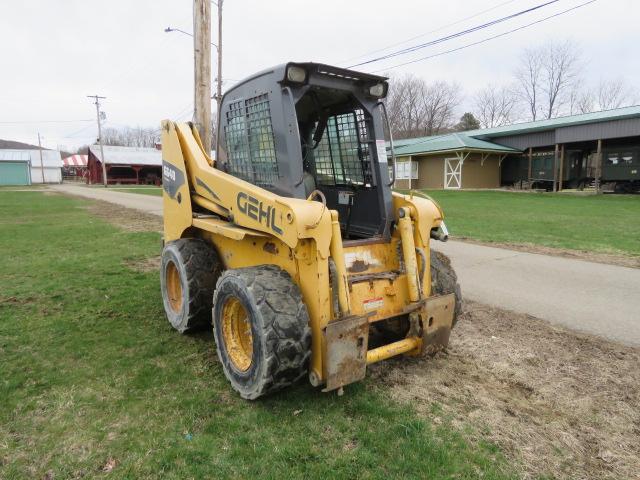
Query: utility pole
[
  {"left": 193, "top": 0, "right": 212, "bottom": 150},
  {"left": 37, "top": 133, "right": 45, "bottom": 183},
  {"left": 216, "top": 0, "right": 223, "bottom": 119},
  {"left": 87, "top": 95, "right": 107, "bottom": 187}
]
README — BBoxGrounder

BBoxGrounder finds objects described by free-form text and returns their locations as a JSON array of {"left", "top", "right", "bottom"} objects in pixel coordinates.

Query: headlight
[
  {"left": 286, "top": 65, "right": 307, "bottom": 83},
  {"left": 369, "top": 83, "right": 387, "bottom": 98}
]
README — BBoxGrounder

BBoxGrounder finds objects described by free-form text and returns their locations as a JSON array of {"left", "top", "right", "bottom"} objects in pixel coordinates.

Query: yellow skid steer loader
[{"left": 160, "top": 62, "right": 461, "bottom": 399}]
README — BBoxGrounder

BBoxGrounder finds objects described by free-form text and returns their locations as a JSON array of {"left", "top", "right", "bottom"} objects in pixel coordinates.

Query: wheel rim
[
  {"left": 166, "top": 261, "right": 183, "bottom": 313},
  {"left": 221, "top": 297, "right": 253, "bottom": 372}
]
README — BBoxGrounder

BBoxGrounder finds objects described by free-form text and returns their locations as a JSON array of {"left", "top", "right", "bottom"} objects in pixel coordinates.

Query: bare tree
[
  {"left": 568, "top": 87, "right": 593, "bottom": 115},
  {"left": 596, "top": 78, "right": 638, "bottom": 110},
  {"left": 515, "top": 40, "right": 582, "bottom": 120},
  {"left": 515, "top": 46, "right": 544, "bottom": 121},
  {"left": 100, "top": 126, "right": 160, "bottom": 148},
  {"left": 386, "top": 74, "right": 461, "bottom": 138},
  {"left": 570, "top": 78, "right": 638, "bottom": 114},
  {"left": 422, "top": 80, "right": 462, "bottom": 135},
  {"left": 386, "top": 74, "right": 427, "bottom": 138},
  {"left": 474, "top": 85, "right": 520, "bottom": 128}
]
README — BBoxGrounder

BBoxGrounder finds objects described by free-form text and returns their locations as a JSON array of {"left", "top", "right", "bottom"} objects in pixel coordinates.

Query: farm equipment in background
[{"left": 159, "top": 62, "right": 461, "bottom": 399}]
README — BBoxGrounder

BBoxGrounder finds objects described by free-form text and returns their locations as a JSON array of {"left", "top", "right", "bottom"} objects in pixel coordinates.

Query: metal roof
[
  {"left": 0, "top": 150, "right": 30, "bottom": 162},
  {"left": 466, "top": 105, "right": 640, "bottom": 139},
  {"left": 392, "top": 132, "right": 519, "bottom": 157},
  {"left": 89, "top": 145, "right": 162, "bottom": 166},
  {"left": 0, "top": 149, "right": 62, "bottom": 167},
  {"left": 387, "top": 105, "right": 640, "bottom": 156}
]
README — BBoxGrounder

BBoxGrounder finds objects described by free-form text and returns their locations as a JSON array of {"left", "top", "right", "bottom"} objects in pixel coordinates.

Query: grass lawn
[
  {"left": 111, "top": 187, "right": 162, "bottom": 196},
  {"left": 0, "top": 191, "right": 514, "bottom": 479},
  {"left": 423, "top": 190, "right": 640, "bottom": 257}
]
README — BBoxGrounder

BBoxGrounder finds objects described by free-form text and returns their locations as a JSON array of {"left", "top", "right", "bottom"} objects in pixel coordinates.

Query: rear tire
[
  {"left": 160, "top": 238, "right": 222, "bottom": 333},
  {"left": 212, "top": 266, "right": 311, "bottom": 400}
]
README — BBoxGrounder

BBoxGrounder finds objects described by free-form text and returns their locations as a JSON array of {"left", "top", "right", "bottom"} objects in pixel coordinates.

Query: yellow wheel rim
[
  {"left": 166, "top": 261, "right": 183, "bottom": 313},
  {"left": 221, "top": 297, "right": 253, "bottom": 371}
]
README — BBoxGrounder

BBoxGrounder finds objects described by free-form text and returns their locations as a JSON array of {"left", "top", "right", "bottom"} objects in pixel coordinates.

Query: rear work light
[
  {"left": 368, "top": 83, "right": 387, "bottom": 98},
  {"left": 286, "top": 65, "right": 307, "bottom": 83}
]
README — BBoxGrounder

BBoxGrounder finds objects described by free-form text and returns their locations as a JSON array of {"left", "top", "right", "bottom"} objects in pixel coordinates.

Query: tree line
[{"left": 386, "top": 39, "right": 637, "bottom": 139}]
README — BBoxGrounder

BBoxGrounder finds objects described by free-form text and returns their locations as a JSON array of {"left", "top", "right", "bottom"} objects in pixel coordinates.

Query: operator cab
[{"left": 216, "top": 62, "right": 394, "bottom": 240}]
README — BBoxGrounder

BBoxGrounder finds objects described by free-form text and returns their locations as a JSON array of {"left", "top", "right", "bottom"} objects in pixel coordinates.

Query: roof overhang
[{"left": 395, "top": 147, "right": 520, "bottom": 158}]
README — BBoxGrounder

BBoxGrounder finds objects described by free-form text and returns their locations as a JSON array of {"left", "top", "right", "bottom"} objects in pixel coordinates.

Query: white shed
[
  {"left": 28, "top": 150, "right": 63, "bottom": 184},
  {"left": 0, "top": 149, "right": 63, "bottom": 185}
]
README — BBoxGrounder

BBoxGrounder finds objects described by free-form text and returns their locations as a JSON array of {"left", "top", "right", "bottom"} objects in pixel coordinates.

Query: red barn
[{"left": 87, "top": 145, "right": 162, "bottom": 185}]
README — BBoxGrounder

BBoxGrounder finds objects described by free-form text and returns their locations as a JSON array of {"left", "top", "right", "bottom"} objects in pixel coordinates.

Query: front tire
[
  {"left": 430, "top": 250, "right": 462, "bottom": 326},
  {"left": 212, "top": 266, "right": 311, "bottom": 400}
]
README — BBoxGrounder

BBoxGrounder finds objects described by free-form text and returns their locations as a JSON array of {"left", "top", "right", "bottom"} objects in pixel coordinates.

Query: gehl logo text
[{"left": 236, "top": 192, "right": 283, "bottom": 235}]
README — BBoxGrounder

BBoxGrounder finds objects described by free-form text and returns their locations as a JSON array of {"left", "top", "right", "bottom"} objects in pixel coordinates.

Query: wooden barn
[{"left": 87, "top": 145, "right": 162, "bottom": 185}]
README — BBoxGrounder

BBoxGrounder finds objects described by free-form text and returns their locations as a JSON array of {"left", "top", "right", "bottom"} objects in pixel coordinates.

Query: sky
[{"left": 0, "top": 0, "right": 638, "bottom": 151}]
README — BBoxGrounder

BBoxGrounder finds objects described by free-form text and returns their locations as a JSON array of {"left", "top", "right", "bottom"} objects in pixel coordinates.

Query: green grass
[
  {"left": 0, "top": 191, "right": 514, "bottom": 479},
  {"left": 422, "top": 190, "right": 640, "bottom": 256},
  {"left": 111, "top": 187, "right": 162, "bottom": 196}
]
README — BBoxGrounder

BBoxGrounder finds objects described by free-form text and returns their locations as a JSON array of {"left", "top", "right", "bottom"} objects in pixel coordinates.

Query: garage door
[
  {"left": 444, "top": 158, "right": 462, "bottom": 189},
  {"left": 0, "top": 161, "right": 30, "bottom": 185}
]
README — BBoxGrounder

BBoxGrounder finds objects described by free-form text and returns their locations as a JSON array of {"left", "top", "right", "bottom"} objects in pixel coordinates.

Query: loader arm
[{"left": 161, "top": 120, "right": 332, "bottom": 256}]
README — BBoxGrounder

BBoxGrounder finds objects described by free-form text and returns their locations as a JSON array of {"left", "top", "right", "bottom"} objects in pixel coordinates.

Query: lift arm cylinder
[
  {"left": 398, "top": 207, "right": 420, "bottom": 302},
  {"left": 329, "top": 210, "right": 351, "bottom": 316}
]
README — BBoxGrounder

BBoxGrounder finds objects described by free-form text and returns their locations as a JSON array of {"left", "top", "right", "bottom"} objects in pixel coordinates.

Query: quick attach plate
[
  {"left": 322, "top": 314, "right": 370, "bottom": 392},
  {"left": 422, "top": 293, "right": 456, "bottom": 355}
]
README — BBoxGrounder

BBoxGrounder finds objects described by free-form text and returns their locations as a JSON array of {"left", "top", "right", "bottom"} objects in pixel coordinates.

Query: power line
[
  {"left": 369, "top": 0, "right": 597, "bottom": 73},
  {"left": 339, "top": 0, "right": 520, "bottom": 65},
  {"left": 170, "top": 101, "right": 194, "bottom": 121},
  {"left": 62, "top": 123, "right": 97, "bottom": 139},
  {"left": 0, "top": 119, "right": 93, "bottom": 125},
  {"left": 349, "top": 0, "right": 560, "bottom": 68}
]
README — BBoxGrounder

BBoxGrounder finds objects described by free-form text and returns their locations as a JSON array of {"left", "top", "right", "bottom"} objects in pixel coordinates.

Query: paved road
[
  {"left": 433, "top": 241, "right": 640, "bottom": 346},
  {"left": 52, "top": 184, "right": 163, "bottom": 216},
  {"left": 53, "top": 184, "right": 640, "bottom": 346}
]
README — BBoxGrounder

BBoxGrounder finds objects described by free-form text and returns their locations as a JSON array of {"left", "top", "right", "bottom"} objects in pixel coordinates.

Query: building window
[
  {"left": 395, "top": 160, "right": 418, "bottom": 180},
  {"left": 606, "top": 151, "right": 636, "bottom": 165}
]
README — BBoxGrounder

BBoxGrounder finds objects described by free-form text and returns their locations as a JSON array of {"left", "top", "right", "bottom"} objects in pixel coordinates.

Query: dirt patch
[
  {"left": 83, "top": 200, "right": 162, "bottom": 232},
  {"left": 125, "top": 256, "right": 161, "bottom": 273},
  {"left": 455, "top": 237, "right": 640, "bottom": 269},
  {"left": 370, "top": 301, "right": 640, "bottom": 480}
]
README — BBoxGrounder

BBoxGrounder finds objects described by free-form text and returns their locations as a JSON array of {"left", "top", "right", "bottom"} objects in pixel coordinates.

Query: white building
[{"left": 0, "top": 149, "right": 63, "bottom": 185}]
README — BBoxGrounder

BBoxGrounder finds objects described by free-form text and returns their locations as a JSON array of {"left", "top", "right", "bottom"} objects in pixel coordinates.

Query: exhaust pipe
[{"left": 430, "top": 222, "right": 449, "bottom": 242}]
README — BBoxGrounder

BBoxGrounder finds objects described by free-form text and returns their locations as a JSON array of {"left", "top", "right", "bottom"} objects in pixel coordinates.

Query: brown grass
[
  {"left": 124, "top": 256, "right": 161, "bottom": 273},
  {"left": 83, "top": 200, "right": 162, "bottom": 232},
  {"left": 370, "top": 301, "right": 640, "bottom": 480}
]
